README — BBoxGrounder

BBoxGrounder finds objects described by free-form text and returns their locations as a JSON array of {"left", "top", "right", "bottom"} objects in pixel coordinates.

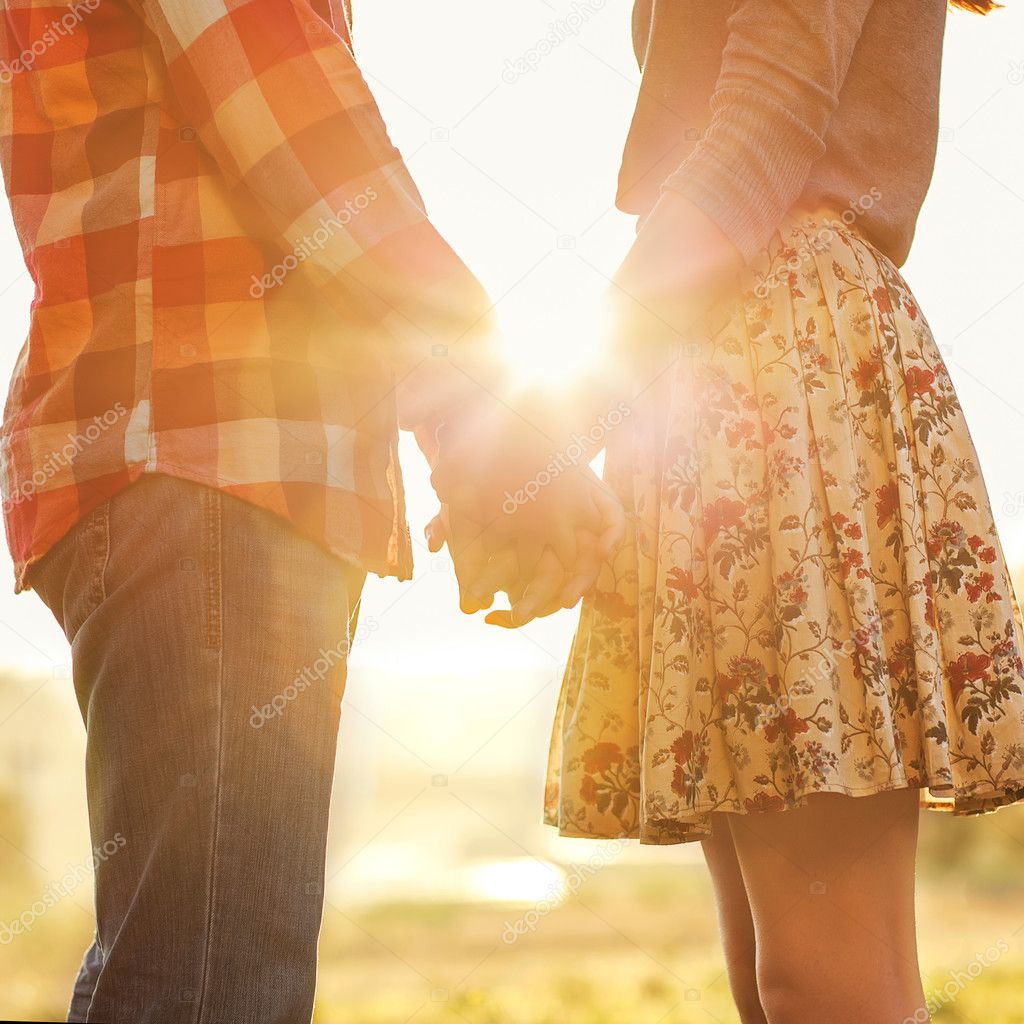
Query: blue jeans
[{"left": 31, "top": 475, "right": 365, "bottom": 1023}]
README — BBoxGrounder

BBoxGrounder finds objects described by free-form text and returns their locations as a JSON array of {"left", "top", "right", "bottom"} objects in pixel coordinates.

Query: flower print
[
  {"left": 595, "top": 590, "right": 634, "bottom": 622},
  {"left": 841, "top": 548, "right": 865, "bottom": 579},
  {"left": 582, "top": 742, "right": 623, "bottom": 774},
  {"left": 744, "top": 792, "right": 786, "bottom": 813},
  {"left": 905, "top": 366, "right": 936, "bottom": 400},
  {"left": 947, "top": 652, "right": 992, "bottom": 704},
  {"left": 671, "top": 764, "right": 693, "bottom": 798},
  {"left": 776, "top": 570, "right": 809, "bottom": 622},
  {"left": 852, "top": 356, "right": 882, "bottom": 391},
  {"left": 544, "top": 210, "right": 1024, "bottom": 847},
  {"left": 671, "top": 731, "right": 695, "bottom": 764},
  {"left": 666, "top": 568, "right": 700, "bottom": 599},
  {"left": 927, "top": 519, "right": 967, "bottom": 559},
  {"left": 763, "top": 707, "right": 811, "bottom": 743},
  {"left": 725, "top": 418, "right": 757, "bottom": 448},
  {"left": 965, "top": 572, "right": 997, "bottom": 604},
  {"left": 717, "top": 657, "right": 780, "bottom": 702},
  {"left": 875, "top": 481, "right": 900, "bottom": 528},
  {"left": 702, "top": 497, "right": 746, "bottom": 538},
  {"left": 799, "top": 741, "right": 838, "bottom": 783},
  {"left": 580, "top": 774, "right": 599, "bottom": 803}
]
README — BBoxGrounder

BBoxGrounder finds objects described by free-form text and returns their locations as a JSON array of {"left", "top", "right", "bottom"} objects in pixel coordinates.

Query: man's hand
[{"left": 426, "top": 465, "right": 624, "bottom": 626}]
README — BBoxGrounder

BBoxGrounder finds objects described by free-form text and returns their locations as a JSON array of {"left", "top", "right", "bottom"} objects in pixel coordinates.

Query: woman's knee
[
  {"left": 728, "top": 963, "right": 767, "bottom": 1024},
  {"left": 755, "top": 946, "right": 812, "bottom": 1023}
]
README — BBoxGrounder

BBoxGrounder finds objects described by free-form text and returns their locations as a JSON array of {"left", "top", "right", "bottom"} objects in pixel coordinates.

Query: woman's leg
[
  {"left": 701, "top": 824, "right": 768, "bottom": 1024},
  {"left": 725, "top": 789, "right": 929, "bottom": 1024}
]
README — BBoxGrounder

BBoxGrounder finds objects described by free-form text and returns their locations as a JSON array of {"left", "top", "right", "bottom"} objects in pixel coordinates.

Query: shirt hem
[{"left": 10, "top": 462, "right": 412, "bottom": 594}]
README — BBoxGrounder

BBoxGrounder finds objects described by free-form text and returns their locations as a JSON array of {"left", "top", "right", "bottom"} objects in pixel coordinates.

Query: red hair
[{"left": 950, "top": 0, "right": 1002, "bottom": 11}]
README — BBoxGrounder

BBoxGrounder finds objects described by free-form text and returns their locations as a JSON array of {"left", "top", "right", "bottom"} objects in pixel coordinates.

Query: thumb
[{"left": 425, "top": 512, "right": 448, "bottom": 553}]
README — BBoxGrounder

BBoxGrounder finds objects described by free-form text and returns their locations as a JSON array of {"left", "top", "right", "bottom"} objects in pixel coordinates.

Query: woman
[{"left": 518, "top": 1, "right": 1024, "bottom": 1022}]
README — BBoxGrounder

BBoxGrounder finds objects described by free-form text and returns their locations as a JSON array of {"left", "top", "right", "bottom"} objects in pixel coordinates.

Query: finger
[
  {"left": 483, "top": 607, "right": 516, "bottom": 629},
  {"left": 447, "top": 511, "right": 491, "bottom": 614},
  {"left": 445, "top": 481, "right": 482, "bottom": 523},
  {"left": 515, "top": 536, "right": 545, "bottom": 581},
  {"left": 547, "top": 519, "right": 579, "bottom": 573},
  {"left": 483, "top": 549, "right": 540, "bottom": 628},
  {"left": 425, "top": 513, "right": 447, "bottom": 553},
  {"left": 590, "top": 481, "right": 626, "bottom": 560},
  {"left": 506, "top": 572, "right": 527, "bottom": 605},
  {"left": 558, "top": 531, "right": 601, "bottom": 608},
  {"left": 464, "top": 547, "right": 519, "bottom": 610},
  {"left": 509, "top": 550, "right": 567, "bottom": 626}
]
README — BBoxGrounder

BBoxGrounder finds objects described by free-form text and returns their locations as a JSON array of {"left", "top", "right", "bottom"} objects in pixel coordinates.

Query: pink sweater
[{"left": 619, "top": 0, "right": 948, "bottom": 266}]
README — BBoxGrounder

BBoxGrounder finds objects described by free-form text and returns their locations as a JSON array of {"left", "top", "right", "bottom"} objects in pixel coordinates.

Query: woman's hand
[
  {"left": 607, "top": 190, "right": 743, "bottom": 391},
  {"left": 426, "top": 466, "right": 624, "bottom": 626}
]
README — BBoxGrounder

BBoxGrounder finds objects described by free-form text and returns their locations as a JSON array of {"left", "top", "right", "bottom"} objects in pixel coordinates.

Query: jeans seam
[
  {"left": 97, "top": 501, "right": 110, "bottom": 605},
  {"left": 202, "top": 490, "right": 223, "bottom": 650},
  {"left": 196, "top": 497, "right": 225, "bottom": 1024}
]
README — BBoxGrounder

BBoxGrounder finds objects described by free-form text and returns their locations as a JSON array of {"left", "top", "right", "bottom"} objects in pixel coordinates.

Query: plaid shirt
[{"left": 0, "top": 0, "right": 493, "bottom": 592}]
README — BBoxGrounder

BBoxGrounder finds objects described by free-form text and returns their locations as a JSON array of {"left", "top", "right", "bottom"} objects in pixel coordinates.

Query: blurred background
[{"left": 2, "top": 1, "right": 1024, "bottom": 1021}]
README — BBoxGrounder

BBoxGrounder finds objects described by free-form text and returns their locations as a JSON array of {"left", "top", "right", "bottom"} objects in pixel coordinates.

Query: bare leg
[
  {"left": 725, "top": 789, "right": 929, "bottom": 1024},
  {"left": 701, "top": 824, "right": 769, "bottom": 1024}
]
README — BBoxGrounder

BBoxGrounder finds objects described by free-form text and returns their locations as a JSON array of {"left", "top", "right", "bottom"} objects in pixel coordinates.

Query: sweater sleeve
[{"left": 662, "top": 0, "right": 874, "bottom": 263}]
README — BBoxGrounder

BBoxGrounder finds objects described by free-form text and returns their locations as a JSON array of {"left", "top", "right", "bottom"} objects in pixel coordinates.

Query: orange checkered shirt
[{"left": 0, "top": 0, "right": 493, "bottom": 591}]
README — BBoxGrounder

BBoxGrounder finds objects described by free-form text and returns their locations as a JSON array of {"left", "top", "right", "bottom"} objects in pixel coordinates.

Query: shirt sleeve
[
  {"left": 662, "top": 0, "right": 875, "bottom": 263},
  {"left": 137, "top": 0, "right": 498, "bottom": 421}
]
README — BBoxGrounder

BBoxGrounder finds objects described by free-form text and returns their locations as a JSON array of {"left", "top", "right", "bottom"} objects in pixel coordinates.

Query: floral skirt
[{"left": 545, "top": 208, "right": 1024, "bottom": 845}]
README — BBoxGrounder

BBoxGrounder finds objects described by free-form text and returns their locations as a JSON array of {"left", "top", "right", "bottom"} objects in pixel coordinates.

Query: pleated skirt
[{"left": 545, "top": 208, "right": 1024, "bottom": 844}]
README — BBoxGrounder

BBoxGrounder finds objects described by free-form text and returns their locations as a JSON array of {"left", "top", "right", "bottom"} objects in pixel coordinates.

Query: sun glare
[{"left": 496, "top": 280, "right": 612, "bottom": 390}]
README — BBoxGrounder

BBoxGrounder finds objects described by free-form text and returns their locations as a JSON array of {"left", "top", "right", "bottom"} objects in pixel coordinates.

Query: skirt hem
[{"left": 544, "top": 777, "right": 1024, "bottom": 847}]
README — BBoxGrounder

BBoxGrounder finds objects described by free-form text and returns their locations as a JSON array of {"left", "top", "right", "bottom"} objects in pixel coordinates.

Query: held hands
[
  {"left": 421, "top": 194, "right": 738, "bottom": 628},
  {"left": 424, "top": 380, "right": 626, "bottom": 627},
  {"left": 426, "top": 462, "right": 624, "bottom": 628}
]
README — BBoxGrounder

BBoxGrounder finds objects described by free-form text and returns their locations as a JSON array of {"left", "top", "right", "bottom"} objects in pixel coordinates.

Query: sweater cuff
[{"left": 661, "top": 93, "right": 825, "bottom": 265}]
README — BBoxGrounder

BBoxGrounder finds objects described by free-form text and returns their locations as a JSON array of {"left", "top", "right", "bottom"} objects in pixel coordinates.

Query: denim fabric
[{"left": 30, "top": 474, "right": 365, "bottom": 1024}]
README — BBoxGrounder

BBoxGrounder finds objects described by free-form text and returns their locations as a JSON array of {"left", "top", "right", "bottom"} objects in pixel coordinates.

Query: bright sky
[{"left": 0, "top": 0, "right": 1022, "bottom": 685}]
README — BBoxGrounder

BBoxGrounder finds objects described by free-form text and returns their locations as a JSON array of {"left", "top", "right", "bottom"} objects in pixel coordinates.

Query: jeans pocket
[{"left": 31, "top": 498, "right": 111, "bottom": 641}]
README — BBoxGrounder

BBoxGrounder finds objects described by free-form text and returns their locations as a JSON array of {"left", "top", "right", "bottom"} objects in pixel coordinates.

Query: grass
[
  {"left": 4, "top": 805, "right": 1024, "bottom": 1022},
  {"left": 4, "top": 860, "right": 1024, "bottom": 1023}
]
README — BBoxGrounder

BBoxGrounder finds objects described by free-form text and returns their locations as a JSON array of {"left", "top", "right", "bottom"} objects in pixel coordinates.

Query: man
[{"left": 0, "top": 1, "right": 620, "bottom": 1020}]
